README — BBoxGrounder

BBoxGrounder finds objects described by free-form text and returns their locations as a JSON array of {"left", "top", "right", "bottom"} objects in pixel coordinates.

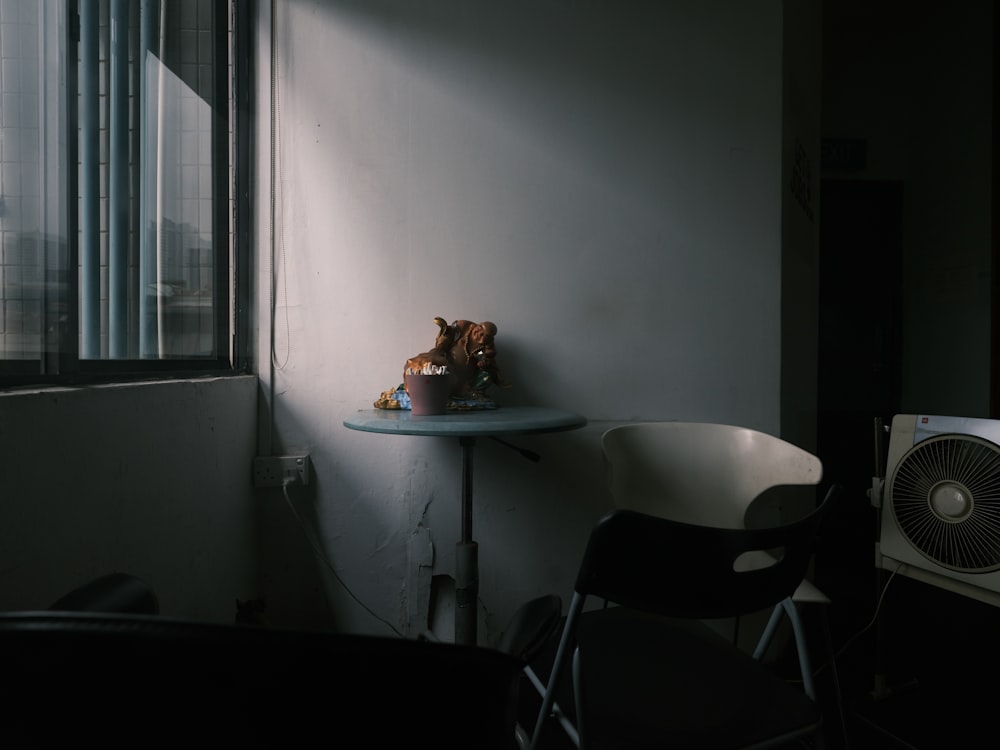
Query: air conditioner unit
[{"left": 874, "top": 413, "right": 1000, "bottom": 607}]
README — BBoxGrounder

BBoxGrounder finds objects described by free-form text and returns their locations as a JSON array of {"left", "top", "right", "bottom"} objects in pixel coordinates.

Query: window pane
[
  {"left": 0, "top": 0, "right": 233, "bottom": 378},
  {"left": 0, "top": 1, "right": 66, "bottom": 362},
  {"left": 140, "top": 27, "right": 219, "bottom": 359}
]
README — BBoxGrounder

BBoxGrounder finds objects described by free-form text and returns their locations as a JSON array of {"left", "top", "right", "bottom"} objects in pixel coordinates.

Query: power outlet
[{"left": 254, "top": 454, "right": 310, "bottom": 487}]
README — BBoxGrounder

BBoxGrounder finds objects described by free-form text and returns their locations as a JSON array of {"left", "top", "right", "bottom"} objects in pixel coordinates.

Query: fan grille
[{"left": 888, "top": 434, "right": 1000, "bottom": 572}]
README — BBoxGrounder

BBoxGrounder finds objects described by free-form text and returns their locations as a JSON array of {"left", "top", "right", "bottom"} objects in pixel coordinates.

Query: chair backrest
[
  {"left": 601, "top": 421, "right": 822, "bottom": 529},
  {"left": 574, "top": 488, "right": 837, "bottom": 620},
  {"left": 496, "top": 593, "right": 563, "bottom": 663}
]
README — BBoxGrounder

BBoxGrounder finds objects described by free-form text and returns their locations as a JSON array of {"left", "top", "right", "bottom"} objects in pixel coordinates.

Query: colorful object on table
[
  {"left": 374, "top": 316, "right": 509, "bottom": 411},
  {"left": 373, "top": 384, "right": 499, "bottom": 412}
]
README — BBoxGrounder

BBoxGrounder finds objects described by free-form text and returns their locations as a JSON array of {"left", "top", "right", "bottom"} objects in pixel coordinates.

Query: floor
[
  {"left": 809, "top": 468, "right": 1000, "bottom": 750},
  {"left": 512, "top": 611, "right": 840, "bottom": 750},
  {"left": 817, "top": 573, "right": 1000, "bottom": 750},
  {"left": 512, "top": 579, "right": 1000, "bottom": 750}
]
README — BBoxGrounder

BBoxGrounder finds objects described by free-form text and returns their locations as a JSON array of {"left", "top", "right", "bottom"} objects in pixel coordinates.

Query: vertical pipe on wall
[
  {"left": 139, "top": 0, "right": 157, "bottom": 357},
  {"left": 264, "top": 0, "right": 278, "bottom": 456},
  {"left": 155, "top": 0, "right": 167, "bottom": 357},
  {"left": 79, "top": 0, "right": 100, "bottom": 358},
  {"left": 108, "top": 0, "right": 129, "bottom": 358}
]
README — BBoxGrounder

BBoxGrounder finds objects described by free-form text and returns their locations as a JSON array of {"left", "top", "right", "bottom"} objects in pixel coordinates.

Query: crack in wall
[{"left": 405, "top": 497, "right": 436, "bottom": 637}]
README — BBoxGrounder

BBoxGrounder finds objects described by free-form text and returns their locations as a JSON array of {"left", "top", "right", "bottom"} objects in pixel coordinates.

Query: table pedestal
[
  {"left": 455, "top": 436, "right": 478, "bottom": 645},
  {"left": 455, "top": 540, "right": 478, "bottom": 645},
  {"left": 342, "top": 406, "right": 587, "bottom": 647}
]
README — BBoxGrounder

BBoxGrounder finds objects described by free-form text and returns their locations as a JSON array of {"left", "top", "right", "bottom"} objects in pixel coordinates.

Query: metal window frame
[{"left": 0, "top": 0, "right": 250, "bottom": 389}]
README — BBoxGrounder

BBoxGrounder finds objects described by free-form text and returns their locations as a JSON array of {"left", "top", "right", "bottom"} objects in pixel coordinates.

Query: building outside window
[{"left": 0, "top": 0, "right": 248, "bottom": 386}]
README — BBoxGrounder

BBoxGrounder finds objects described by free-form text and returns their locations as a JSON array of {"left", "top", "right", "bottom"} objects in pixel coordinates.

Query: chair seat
[
  {"left": 792, "top": 577, "right": 831, "bottom": 605},
  {"left": 736, "top": 550, "right": 830, "bottom": 605},
  {"left": 531, "top": 606, "right": 822, "bottom": 750}
]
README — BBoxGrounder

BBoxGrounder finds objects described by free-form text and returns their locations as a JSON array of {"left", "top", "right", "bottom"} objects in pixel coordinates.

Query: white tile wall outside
[{"left": 0, "top": 0, "right": 41, "bottom": 356}]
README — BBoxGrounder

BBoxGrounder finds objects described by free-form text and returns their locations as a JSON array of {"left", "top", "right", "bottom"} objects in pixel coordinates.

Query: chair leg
[
  {"left": 753, "top": 599, "right": 818, "bottom": 700},
  {"left": 529, "top": 595, "right": 583, "bottom": 750},
  {"left": 515, "top": 723, "right": 530, "bottom": 749},
  {"left": 781, "top": 597, "right": 817, "bottom": 701},
  {"left": 523, "top": 665, "right": 579, "bottom": 747},
  {"left": 571, "top": 647, "right": 584, "bottom": 750},
  {"left": 753, "top": 600, "right": 786, "bottom": 661},
  {"left": 756, "top": 597, "right": 851, "bottom": 750}
]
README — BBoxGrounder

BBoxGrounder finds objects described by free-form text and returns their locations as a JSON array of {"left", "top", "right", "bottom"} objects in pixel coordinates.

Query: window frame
[{"left": 0, "top": 0, "right": 251, "bottom": 389}]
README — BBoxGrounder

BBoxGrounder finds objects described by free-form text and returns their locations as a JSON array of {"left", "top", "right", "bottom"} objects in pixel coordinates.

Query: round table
[{"left": 344, "top": 405, "right": 587, "bottom": 645}]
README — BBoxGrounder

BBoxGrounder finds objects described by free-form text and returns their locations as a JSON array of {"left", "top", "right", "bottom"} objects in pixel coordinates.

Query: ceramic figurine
[
  {"left": 405, "top": 317, "right": 508, "bottom": 398},
  {"left": 375, "top": 316, "right": 509, "bottom": 410}
]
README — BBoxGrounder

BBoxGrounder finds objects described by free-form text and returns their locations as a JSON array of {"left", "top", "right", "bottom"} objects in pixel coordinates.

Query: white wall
[
  {"left": 255, "top": 0, "right": 813, "bottom": 643},
  {"left": 0, "top": 375, "right": 258, "bottom": 622}
]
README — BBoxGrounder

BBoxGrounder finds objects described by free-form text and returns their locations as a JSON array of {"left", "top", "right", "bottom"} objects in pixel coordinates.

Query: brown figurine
[{"left": 403, "top": 316, "right": 509, "bottom": 400}]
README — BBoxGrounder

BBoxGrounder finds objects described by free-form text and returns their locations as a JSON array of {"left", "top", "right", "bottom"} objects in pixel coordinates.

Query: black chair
[
  {"left": 497, "top": 593, "right": 565, "bottom": 749},
  {"left": 47, "top": 571, "right": 160, "bottom": 614},
  {"left": 525, "top": 485, "right": 841, "bottom": 750},
  {"left": 1, "top": 575, "right": 524, "bottom": 749},
  {"left": 600, "top": 421, "right": 846, "bottom": 726}
]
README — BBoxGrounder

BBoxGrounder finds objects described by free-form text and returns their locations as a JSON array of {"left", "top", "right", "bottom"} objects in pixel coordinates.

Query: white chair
[
  {"left": 522, "top": 481, "right": 841, "bottom": 749},
  {"left": 600, "top": 421, "right": 840, "bottom": 704}
]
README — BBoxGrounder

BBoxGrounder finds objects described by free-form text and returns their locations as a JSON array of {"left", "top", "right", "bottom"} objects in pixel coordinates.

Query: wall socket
[{"left": 253, "top": 454, "right": 310, "bottom": 487}]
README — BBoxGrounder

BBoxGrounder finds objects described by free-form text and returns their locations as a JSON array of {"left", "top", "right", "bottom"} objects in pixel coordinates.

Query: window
[{"left": 0, "top": 0, "right": 249, "bottom": 387}]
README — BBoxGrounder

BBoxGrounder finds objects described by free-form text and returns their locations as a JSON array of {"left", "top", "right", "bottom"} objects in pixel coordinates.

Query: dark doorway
[
  {"left": 815, "top": 179, "right": 902, "bottom": 636},
  {"left": 817, "top": 179, "right": 902, "bottom": 494},
  {"left": 814, "top": 178, "right": 903, "bottom": 745}
]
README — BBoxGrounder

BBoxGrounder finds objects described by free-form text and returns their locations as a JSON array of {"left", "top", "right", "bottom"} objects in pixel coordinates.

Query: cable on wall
[
  {"left": 269, "top": 0, "right": 290, "bottom": 375},
  {"left": 282, "top": 482, "right": 403, "bottom": 638},
  {"left": 267, "top": 1, "right": 399, "bottom": 643}
]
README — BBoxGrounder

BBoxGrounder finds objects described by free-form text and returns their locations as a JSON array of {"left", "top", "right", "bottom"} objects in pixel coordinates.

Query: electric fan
[{"left": 873, "top": 413, "right": 1000, "bottom": 606}]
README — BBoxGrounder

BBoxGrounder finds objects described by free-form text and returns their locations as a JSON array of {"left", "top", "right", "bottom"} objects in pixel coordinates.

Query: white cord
[
  {"left": 281, "top": 481, "right": 402, "bottom": 637},
  {"left": 814, "top": 560, "right": 902, "bottom": 677}
]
